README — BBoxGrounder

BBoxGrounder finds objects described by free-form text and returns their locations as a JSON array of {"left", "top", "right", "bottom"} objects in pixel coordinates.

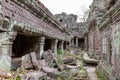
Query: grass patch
[
  {"left": 97, "top": 71, "right": 107, "bottom": 80},
  {"left": 58, "top": 70, "right": 74, "bottom": 80}
]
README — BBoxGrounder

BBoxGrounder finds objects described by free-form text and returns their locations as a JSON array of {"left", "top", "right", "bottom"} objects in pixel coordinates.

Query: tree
[{"left": 82, "top": 9, "right": 90, "bottom": 21}]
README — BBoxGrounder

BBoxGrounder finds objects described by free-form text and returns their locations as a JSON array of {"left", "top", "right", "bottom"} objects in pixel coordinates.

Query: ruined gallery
[{"left": 0, "top": 0, "right": 120, "bottom": 80}]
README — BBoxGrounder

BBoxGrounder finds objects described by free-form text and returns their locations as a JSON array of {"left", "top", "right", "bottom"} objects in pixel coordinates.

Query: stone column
[
  {"left": 51, "top": 39, "right": 58, "bottom": 54},
  {"left": 0, "top": 31, "right": 17, "bottom": 71},
  {"left": 75, "top": 37, "right": 78, "bottom": 47},
  {"left": 58, "top": 41, "right": 64, "bottom": 54},
  {"left": 39, "top": 37, "right": 45, "bottom": 59},
  {"left": 71, "top": 39, "right": 74, "bottom": 46}
]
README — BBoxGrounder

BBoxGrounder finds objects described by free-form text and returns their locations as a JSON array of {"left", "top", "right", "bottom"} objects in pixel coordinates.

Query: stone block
[
  {"left": 64, "top": 65, "right": 80, "bottom": 70},
  {"left": 63, "top": 58, "right": 75, "bottom": 64},
  {"left": 11, "top": 58, "right": 21, "bottom": 70},
  {"left": 42, "top": 67, "right": 59, "bottom": 75},
  {"left": 38, "top": 60, "right": 48, "bottom": 67},
  {"left": 21, "top": 54, "right": 33, "bottom": 69},
  {"left": 20, "top": 71, "right": 47, "bottom": 80},
  {"left": 30, "top": 52, "right": 39, "bottom": 67}
]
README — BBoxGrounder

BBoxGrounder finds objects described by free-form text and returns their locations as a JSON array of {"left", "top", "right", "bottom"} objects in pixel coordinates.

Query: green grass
[{"left": 97, "top": 71, "right": 107, "bottom": 80}]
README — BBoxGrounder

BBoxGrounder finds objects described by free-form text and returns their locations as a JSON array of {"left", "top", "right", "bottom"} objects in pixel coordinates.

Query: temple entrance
[
  {"left": 44, "top": 39, "right": 51, "bottom": 51},
  {"left": 74, "top": 38, "right": 76, "bottom": 45},
  {"left": 63, "top": 41, "right": 67, "bottom": 50},
  {"left": 11, "top": 34, "right": 39, "bottom": 69},
  {"left": 12, "top": 34, "right": 39, "bottom": 58}
]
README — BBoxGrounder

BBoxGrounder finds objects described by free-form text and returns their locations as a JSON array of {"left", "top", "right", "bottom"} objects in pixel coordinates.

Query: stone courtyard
[{"left": 0, "top": 0, "right": 120, "bottom": 80}]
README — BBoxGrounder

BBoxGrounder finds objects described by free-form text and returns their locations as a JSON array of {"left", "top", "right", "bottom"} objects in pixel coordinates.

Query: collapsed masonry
[
  {"left": 86, "top": 0, "right": 120, "bottom": 80},
  {"left": 0, "top": 0, "right": 86, "bottom": 73}
]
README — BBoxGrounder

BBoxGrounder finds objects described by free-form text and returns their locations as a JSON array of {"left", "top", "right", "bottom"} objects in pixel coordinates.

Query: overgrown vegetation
[
  {"left": 97, "top": 71, "right": 107, "bottom": 80},
  {"left": 57, "top": 49, "right": 63, "bottom": 55},
  {"left": 56, "top": 50, "right": 88, "bottom": 80},
  {"left": 58, "top": 70, "right": 74, "bottom": 80}
]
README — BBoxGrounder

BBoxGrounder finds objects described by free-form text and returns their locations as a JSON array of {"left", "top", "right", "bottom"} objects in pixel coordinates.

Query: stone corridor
[{"left": 0, "top": 0, "right": 120, "bottom": 80}]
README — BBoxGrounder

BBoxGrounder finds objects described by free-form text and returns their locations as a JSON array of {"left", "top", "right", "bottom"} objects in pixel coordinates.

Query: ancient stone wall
[
  {"left": 0, "top": 0, "right": 69, "bottom": 40},
  {"left": 0, "top": 0, "right": 73, "bottom": 71},
  {"left": 87, "top": 0, "right": 106, "bottom": 59},
  {"left": 55, "top": 13, "right": 87, "bottom": 38},
  {"left": 88, "top": 0, "right": 120, "bottom": 79},
  {"left": 55, "top": 13, "right": 87, "bottom": 49}
]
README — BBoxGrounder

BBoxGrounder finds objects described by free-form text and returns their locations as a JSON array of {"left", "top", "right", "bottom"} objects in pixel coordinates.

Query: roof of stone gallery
[{"left": 0, "top": 0, "right": 70, "bottom": 41}]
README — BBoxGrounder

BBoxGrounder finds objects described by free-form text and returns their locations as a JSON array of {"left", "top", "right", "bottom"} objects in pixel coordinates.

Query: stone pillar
[
  {"left": 51, "top": 39, "right": 58, "bottom": 53},
  {"left": 75, "top": 37, "right": 78, "bottom": 47},
  {"left": 58, "top": 41, "right": 64, "bottom": 54},
  {"left": 0, "top": 31, "right": 17, "bottom": 71},
  {"left": 71, "top": 39, "right": 74, "bottom": 46},
  {"left": 39, "top": 37, "right": 45, "bottom": 59}
]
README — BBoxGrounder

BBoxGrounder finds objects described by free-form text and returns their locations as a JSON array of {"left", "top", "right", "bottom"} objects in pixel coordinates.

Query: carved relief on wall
[
  {"left": 101, "top": 28, "right": 112, "bottom": 66},
  {"left": 111, "top": 22, "right": 120, "bottom": 78},
  {"left": 101, "top": 35, "right": 108, "bottom": 62},
  {"left": 112, "top": 23, "right": 120, "bottom": 55}
]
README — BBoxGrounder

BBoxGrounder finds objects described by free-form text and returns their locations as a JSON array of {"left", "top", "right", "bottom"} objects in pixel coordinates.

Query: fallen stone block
[
  {"left": 43, "top": 50, "right": 62, "bottom": 70},
  {"left": 42, "top": 67, "right": 59, "bottom": 75},
  {"left": 69, "top": 68, "right": 79, "bottom": 76},
  {"left": 21, "top": 52, "right": 42, "bottom": 69},
  {"left": 63, "top": 58, "right": 76, "bottom": 64},
  {"left": 64, "top": 65, "right": 80, "bottom": 70},
  {"left": 11, "top": 58, "right": 21, "bottom": 70},
  {"left": 43, "top": 50, "right": 54, "bottom": 62},
  {"left": 20, "top": 71, "right": 47, "bottom": 80},
  {"left": 83, "top": 53, "right": 99, "bottom": 64},
  {"left": 21, "top": 54, "right": 34, "bottom": 69},
  {"left": 30, "top": 52, "right": 39, "bottom": 67},
  {"left": 30, "top": 52, "right": 42, "bottom": 69},
  {"left": 38, "top": 60, "right": 48, "bottom": 67}
]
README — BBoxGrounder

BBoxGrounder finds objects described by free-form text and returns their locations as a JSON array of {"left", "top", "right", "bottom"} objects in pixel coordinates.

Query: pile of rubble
[
  {"left": 58, "top": 51, "right": 88, "bottom": 80},
  {"left": 0, "top": 50, "right": 88, "bottom": 80}
]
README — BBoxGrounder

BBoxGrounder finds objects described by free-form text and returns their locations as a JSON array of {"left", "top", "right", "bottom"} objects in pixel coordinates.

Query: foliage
[
  {"left": 16, "top": 76, "right": 21, "bottom": 80},
  {"left": 79, "top": 8, "right": 90, "bottom": 22},
  {"left": 83, "top": 9, "right": 90, "bottom": 20},
  {"left": 58, "top": 70, "right": 74, "bottom": 80},
  {"left": 57, "top": 49, "right": 63, "bottom": 55},
  {"left": 97, "top": 71, "right": 107, "bottom": 80}
]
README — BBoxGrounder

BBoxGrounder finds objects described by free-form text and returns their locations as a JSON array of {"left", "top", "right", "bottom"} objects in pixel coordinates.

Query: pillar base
[{"left": 0, "top": 55, "right": 11, "bottom": 71}]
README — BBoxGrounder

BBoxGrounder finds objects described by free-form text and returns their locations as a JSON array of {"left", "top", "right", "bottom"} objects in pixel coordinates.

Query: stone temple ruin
[
  {"left": 55, "top": 12, "right": 87, "bottom": 49},
  {"left": 0, "top": 0, "right": 86, "bottom": 76},
  {"left": 86, "top": 0, "right": 120, "bottom": 80},
  {"left": 1, "top": 0, "right": 120, "bottom": 80}
]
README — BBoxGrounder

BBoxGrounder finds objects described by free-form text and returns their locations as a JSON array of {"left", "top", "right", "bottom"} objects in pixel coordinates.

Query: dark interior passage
[
  {"left": 63, "top": 41, "right": 66, "bottom": 49},
  {"left": 78, "top": 38, "right": 85, "bottom": 49},
  {"left": 74, "top": 38, "right": 76, "bottom": 44},
  {"left": 44, "top": 39, "right": 51, "bottom": 51},
  {"left": 12, "top": 34, "right": 38, "bottom": 58}
]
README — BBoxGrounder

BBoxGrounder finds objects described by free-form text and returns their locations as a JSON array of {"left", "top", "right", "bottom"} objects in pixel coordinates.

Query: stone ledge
[{"left": 83, "top": 53, "right": 99, "bottom": 64}]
